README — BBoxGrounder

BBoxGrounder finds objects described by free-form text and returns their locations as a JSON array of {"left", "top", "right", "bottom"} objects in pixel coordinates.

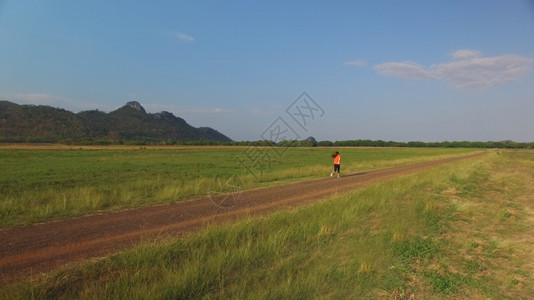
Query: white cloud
[
  {"left": 344, "top": 60, "right": 366, "bottom": 67},
  {"left": 173, "top": 31, "right": 195, "bottom": 42},
  {"left": 451, "top": 49, "right": 481, "bottom": 60},
  {"left": 374, "top": 50, "right": 534, "bottom": 90},
  {"left": 434, "top": 50, "right": 534, "bottom": 90}
]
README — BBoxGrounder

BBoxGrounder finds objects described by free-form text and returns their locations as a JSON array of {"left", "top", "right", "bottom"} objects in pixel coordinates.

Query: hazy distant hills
[{"left": 0, "top": 101, "right": 232, "bottom": 143}]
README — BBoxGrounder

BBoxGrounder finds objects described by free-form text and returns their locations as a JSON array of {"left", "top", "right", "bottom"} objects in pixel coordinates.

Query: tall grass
[
  {"left": 0, "top": 146, "right": 476, "bottom": 227},
  {"left": 4, "top": 150, "right": 523, "bottom": 298}
]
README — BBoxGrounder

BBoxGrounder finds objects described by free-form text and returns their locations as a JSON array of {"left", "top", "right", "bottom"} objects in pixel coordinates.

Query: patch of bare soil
[{"left": 0, "top": 153, "right": 485, "bottom": 282}]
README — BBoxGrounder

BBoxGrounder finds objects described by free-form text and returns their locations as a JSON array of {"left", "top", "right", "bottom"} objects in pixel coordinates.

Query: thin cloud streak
[
  {"left": 374, "top": 50, "right": 534, "bottom": 90},
  {"left": 344, "top": 60, "right": 366, "bottom": 67},
  {"left": 173, "top": 31, "right": 195, "bottom": 42},
  {"left": 144, "top": 104, "right": 235, "bottom": 115},
  {"left": 374, "top": 61, "right": 434, "bottom": 80}
]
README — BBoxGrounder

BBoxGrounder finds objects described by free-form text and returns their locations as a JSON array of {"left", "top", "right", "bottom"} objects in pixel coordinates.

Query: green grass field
[
  {"left": 1, "top": 148, "right": 533, "bottom": 298},
  {"left": 0, "top": 146, "right": 476, "bottom": 228}
]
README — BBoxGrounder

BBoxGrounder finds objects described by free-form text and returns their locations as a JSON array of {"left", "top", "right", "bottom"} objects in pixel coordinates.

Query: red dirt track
[{"left": 0, "top": 152, "right": 485, "bottom": 282}]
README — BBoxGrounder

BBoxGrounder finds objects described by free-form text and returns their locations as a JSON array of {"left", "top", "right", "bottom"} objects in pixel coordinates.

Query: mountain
[
  {"left": 304, "top": 136, "right": 317, "bottom": 143},
  {"left": 0, "top": 100, "right": 232, "bottom": 143},
  {"left": 0, "top": 101, "right": 88, "bottom": 142}
]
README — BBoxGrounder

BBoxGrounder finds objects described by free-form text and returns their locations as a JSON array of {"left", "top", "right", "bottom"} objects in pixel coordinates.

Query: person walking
[{"left": 330, "top": 151, "right": 341, "bottom": 178}]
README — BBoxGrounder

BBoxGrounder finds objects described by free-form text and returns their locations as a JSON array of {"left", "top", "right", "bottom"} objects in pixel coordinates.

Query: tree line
[
  {"left": 229, "top": 139, "right": 533, "bottom": 149},
  {"left": 10, "top": 138, "right": 528, "bottom": 149}
]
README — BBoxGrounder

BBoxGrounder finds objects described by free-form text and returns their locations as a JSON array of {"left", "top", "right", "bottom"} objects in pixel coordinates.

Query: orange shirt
[{"left": 333, "top": 154, "right": 341, "bottom": 164}]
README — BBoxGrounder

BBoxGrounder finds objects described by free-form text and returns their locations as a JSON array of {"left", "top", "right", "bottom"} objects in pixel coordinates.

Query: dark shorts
[{"left": 334, "top": 164, "right": 340, "bottom": 173}]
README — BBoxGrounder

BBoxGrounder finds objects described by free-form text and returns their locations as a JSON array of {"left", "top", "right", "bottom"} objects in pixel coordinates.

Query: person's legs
[{"left": 334, "top": 164, "right": 340, "bottom": 177}]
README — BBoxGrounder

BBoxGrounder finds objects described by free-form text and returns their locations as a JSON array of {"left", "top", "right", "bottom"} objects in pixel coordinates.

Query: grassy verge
[
  {"left": 2, "top": 150, "right": 532, "bottom": 298},
  {"left": 437, "top": 150, "right": 534, "bottom": 298},
  {"left": 0, "top": 146, "right": 476, "bottom": 228}
]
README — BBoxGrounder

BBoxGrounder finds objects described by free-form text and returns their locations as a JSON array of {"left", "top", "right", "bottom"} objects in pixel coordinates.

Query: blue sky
[{"left": 1, "top": 1, "right": 533, "bottom": 142}]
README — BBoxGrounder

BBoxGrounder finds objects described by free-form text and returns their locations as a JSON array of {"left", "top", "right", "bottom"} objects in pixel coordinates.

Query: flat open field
[
  {"left": 1, "top": 146, "right": 533, "bottom": 298},
  {"left": 0, "top": 145, "right": 476, "bottom": 228}
]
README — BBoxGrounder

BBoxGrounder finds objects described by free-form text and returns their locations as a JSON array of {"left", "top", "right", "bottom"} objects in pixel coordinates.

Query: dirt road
[{"left": 0, "top": 152, "right": 485, "bottom": 282}]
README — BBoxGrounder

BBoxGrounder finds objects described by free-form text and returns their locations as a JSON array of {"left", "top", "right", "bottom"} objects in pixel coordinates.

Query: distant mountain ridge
[{"left": 0, "top": 100, "right": 232, "bottom": 143}]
